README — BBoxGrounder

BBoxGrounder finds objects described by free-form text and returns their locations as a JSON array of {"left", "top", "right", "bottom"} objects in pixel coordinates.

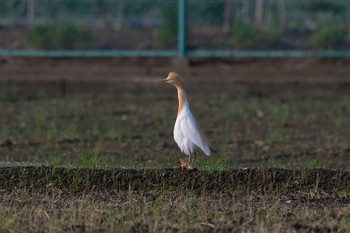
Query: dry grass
[
  {"left": 0, "top": 166, "right": 349, "bottom": 232},
  {"left": 1, "top": 190, "right": 349, "bottom": 232}
]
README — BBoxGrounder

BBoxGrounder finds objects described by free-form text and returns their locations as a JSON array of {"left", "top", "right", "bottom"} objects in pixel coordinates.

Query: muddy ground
[
  {"left": 1, "top": 166, "right": 350, "bottom": 196},
  {"left": 0, "top": 57, "right": 350, "bottom": 232}
]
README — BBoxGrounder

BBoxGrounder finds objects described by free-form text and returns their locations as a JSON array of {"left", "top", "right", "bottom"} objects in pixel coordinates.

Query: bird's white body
[{"left": 174, "top": 100, "right": 211, "bottom": 156}]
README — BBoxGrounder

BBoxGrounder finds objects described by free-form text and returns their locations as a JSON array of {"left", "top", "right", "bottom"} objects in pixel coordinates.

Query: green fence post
[{"left": 178, "top": 0, "right": 187, "bottom": 57}]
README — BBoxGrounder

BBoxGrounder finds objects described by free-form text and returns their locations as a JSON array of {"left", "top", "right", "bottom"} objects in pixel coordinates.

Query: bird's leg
[
  {"left": 192, "top": 150, "right": 196, "bottom": 166},
  {"left": 188, "top": 150, "right": 196, "bottom": 166}
]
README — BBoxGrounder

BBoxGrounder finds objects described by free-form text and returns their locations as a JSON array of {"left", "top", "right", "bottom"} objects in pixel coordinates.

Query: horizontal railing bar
[
  {"left": 0, "top": 50, "right": 178, "bottom": 57},
  {"left": 187, "top": 50, "right": 350, "bottom": 58},
  {"left": 1, "top": 49, "right": 350, "bottom": 58}
]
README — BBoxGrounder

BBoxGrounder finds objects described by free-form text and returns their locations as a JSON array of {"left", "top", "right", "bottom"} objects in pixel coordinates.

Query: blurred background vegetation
[{"left": 0, "top": 0, "right": 349, "bottom": 50}]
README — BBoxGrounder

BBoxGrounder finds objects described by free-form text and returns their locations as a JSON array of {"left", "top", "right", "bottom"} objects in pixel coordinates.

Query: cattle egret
[{"left": 156, "top": 72, "right": 211, "bottom": 168}]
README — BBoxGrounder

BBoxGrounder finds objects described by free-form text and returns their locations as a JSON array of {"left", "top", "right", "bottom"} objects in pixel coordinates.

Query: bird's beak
[{"left": 156, "top": 78, "right": 168, "bottom": 84}]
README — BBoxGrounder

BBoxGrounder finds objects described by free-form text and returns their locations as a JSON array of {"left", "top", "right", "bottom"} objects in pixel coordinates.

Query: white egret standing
[{"left": 156, "top": 72, "right": 211, "bottom": 168}]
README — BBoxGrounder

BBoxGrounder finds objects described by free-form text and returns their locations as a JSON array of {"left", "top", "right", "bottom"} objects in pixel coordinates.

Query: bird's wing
[
  {"left": 181, "top": 112, "right": 211, "bottom": 156},
  {"left": 174, "top": 116, "right": 183, "bottom": 146},
  {"left": 174, "top": 114, "right": 195, "bottom": 155}
]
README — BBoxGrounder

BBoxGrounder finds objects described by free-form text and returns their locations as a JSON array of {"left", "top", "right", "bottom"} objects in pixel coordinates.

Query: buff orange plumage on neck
[
  {"left": 167, "top": 72, "right": 186, "bottom": 116},
  {"left": 156, "top": 72, "right": 211, "bottom": 167}
]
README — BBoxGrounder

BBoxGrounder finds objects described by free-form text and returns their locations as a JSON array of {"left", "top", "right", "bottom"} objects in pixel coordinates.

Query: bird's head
[{"left": 156, "top": 72, "right": 183, "bottom": 88}]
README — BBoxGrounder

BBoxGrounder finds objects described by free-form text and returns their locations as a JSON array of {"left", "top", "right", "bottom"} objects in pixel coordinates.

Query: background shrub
[
  {"left": 27, "top": 24, "right": 56, "bottom": 49},
  {"left": 28, "top": 23, "right": 92, "bottom": 50},
  {"left": 157, "top": 7, "right": 178, "bottom": 48},
  {"left": 231, "top": 19, "right": 265, "bottom": 49},
  {"left": 312, "top": 22, "right": 347, "bottom": 49},
  {"left": 56, "top": 24, "right": 92, "bottom": 49}
]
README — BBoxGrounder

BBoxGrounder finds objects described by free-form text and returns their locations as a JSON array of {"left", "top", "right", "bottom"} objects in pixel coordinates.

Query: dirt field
[{"left": 0, "top": 57, "right": 350, "bottom": 232}]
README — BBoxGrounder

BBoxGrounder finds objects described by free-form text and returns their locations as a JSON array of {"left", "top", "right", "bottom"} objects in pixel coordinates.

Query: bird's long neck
[{"left": 176, "top": 85, "right": 187, "bottom": 116}]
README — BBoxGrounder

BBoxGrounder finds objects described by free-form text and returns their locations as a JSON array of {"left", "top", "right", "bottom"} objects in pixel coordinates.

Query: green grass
[{"left": 1, "top": 83, "right": 350, "bottom": 170}]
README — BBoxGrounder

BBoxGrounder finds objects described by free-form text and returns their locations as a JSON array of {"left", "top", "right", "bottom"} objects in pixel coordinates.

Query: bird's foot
[{"left": 177, "top": 159, "right": 193, "bottom": 170}]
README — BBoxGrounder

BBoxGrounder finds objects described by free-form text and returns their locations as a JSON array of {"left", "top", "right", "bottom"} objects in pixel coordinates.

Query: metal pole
[
  {"left": 178, "top": 0, "right": 186, "bottom": 57},
  {"left": 27, "top": 0, "right": 35, "bottom": 26}
]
